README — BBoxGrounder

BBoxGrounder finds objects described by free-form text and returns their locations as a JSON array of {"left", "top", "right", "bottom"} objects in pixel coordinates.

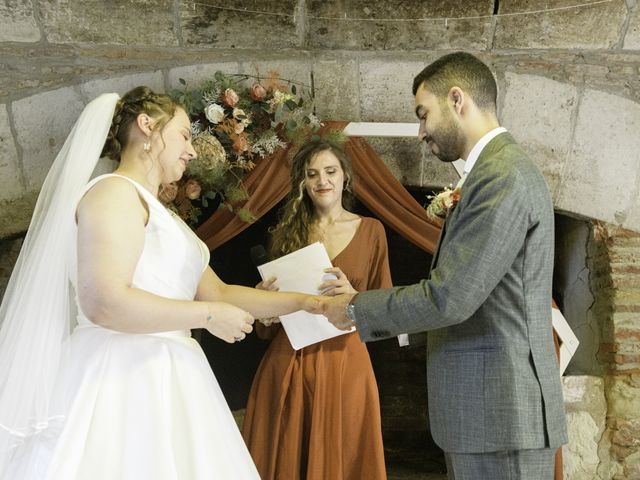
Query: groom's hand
[{"left": 321, "top": 293, "right": 355, "bottom": 331}]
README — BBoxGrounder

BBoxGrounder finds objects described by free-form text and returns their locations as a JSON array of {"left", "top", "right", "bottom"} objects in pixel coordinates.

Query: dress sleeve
[{"left": 367, "top": 219, "right": 393, "bottom": 290}]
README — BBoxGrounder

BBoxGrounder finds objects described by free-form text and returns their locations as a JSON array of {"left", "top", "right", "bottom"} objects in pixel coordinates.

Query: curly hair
[
  {"left": 269, "top": 139, "right": 354, "bottom": 259},
  {"left": 101, "top": 86, "right": 182, "bottom": 162}
]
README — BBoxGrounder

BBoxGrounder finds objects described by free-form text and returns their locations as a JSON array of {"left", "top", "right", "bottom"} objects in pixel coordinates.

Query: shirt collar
[{"left": 463, "top": 127, "right": 507, "bottom": 175}]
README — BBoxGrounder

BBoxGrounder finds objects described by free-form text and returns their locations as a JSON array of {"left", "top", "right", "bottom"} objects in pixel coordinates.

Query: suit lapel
[
  {"left": 428, "top": 132, "right": 516, "bottom": 275},
  {"left": 429, "top": 203, "right": 458, "bottom": 273},
  {"left": 473, "top": 131, "right": 516, "bottom": 168},
  {"left": 429, "top": 218, "right": 447, "bottom": 273}
]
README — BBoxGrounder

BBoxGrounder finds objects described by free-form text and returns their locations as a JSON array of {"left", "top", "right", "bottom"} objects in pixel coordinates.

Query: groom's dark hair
[{"left": 412, "top": 52, "right": 497, "bottom": 113}]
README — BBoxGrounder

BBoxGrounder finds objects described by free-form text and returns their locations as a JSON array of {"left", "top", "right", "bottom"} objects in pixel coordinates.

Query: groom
[{"left": 321, "top": 52, "right": 567, "bottom": 479}]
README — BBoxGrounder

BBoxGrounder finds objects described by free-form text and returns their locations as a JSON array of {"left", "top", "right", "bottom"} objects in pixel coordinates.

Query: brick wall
[
  {"left": 595, "top": 228, "right": 640, "bottom": 479},
  {"left": 2, "top": 1, "right": 640, "bottom": 476}
]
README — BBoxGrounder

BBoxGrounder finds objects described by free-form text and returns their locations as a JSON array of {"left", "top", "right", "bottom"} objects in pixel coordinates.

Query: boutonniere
[{"left": 425, "top": 185, "right": 461, "bottom": 221}]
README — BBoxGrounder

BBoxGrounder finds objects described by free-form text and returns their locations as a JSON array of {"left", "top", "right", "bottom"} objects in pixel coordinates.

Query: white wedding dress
[{"left": 6, "top": 174, "right": 260, "bottom": 479}]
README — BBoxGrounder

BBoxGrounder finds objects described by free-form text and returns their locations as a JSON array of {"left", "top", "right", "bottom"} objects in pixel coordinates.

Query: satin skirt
[{"left": 6, "top": 324, "right": 259, "bottom": 480}]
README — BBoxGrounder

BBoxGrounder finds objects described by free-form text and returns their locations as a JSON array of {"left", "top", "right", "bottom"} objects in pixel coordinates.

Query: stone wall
[
  {"left": 1, "top": 0, "right": 640, "bottom": 239},
  {"left": 2, "top": 0, "right": 640, "bottom": 477},
  {"left": 552, "top": 220, "right": 640, "bottom": 479},
  {"left": 563, "top": 375, "right": 607, "bottom": 480},
  {"left": 556, "top": 224, "right": 640, "bottom": 478},
  {"left": 596, "top": 228, "right": 640, "bottom": 479}
]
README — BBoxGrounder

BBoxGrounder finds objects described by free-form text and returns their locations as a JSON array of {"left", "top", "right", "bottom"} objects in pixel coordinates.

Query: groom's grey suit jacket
[{"left": 354, "top": 132, "right": 567, "bottom": 453}]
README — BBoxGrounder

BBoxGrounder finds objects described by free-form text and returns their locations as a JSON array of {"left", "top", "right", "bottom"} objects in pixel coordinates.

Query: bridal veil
[{"left": 0, "top": 93, "right": 119, "bottom": 476}]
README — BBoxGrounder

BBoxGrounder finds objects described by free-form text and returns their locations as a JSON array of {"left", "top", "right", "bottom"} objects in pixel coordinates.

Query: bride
[{"left": 0, "top": 86, "right": 319, "bottom": 479}]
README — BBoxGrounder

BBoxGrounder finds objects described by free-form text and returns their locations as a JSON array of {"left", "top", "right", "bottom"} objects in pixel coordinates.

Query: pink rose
[
  {"left": 249, "top": 83, "right": 267, "bottom": 101},
  {"left": 158, "top": 182, "right": 178, "bottom": 203},
  {"left": 222, "top": 88, "right": 239, "bottom": 107},
  {"left": 185, "top": 179, "right": 202, "bottom": 200}
]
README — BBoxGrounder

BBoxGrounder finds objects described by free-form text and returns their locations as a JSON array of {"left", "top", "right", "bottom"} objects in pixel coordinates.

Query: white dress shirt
[{"left": 459, "top": 127, "right": 507, "bottom": 185}]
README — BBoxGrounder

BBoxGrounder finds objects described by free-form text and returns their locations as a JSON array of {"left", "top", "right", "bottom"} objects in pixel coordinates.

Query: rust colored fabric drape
[
  {"left": 195, "top": 133, "right": 292, "bottom": 251},
  {"left": 196, "top": 121, "right": 441, "bottom": 253},
  {"left": 344, "top": 134, "right": 441, "bottom": 254}
]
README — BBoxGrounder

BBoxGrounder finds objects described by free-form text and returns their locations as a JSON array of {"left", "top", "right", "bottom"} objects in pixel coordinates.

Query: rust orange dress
[{"left": 242, "top": 217, "right": 392, "bottom": 480}]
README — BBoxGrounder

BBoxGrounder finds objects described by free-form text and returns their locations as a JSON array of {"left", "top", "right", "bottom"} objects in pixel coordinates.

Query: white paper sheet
[
  {"left": 551, "top": 307, "right": 580, "bottom": 375},
  {"left": 257, "top": 242, "right": 355, "bottom": 350}
]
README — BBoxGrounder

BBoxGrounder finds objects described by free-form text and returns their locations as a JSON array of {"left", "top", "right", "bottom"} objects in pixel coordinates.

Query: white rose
[
  {"left": 204, "top": 103, "right": 225, "bottom": 124},
  {"left": 232, "top": 108, "right": 251, "bottom": 134}
]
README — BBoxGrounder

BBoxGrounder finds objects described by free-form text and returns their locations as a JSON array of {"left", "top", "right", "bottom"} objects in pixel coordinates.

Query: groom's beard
[{"left": 426, "top": 112, "right": 465, "bottom": 163}]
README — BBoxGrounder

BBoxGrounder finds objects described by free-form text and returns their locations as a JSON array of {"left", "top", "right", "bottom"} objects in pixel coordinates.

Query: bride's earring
[{"left": 143, "top": 141, "right": 151, "bottom": 152}]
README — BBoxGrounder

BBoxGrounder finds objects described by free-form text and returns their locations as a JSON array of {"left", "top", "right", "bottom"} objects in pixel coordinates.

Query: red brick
[
  {"left": 612, "top": 420, "right": 640, "bottom": 447},
  {"left": 611, "top": 265, "right": 640, "bottom": 274},
  {"left": 611, "top": 443, "right": 636, "bottom": 460},
  {"left": 613, "top": 330, "right": 640, "bottom": 340},
  {"left": 613, "top": 354, "right": 640, "bottom": 365}
]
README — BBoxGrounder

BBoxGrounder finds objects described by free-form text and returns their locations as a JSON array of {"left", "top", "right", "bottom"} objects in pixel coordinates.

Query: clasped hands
[{"left": 257, "top": 267, "right": 357, "bottom": 331}]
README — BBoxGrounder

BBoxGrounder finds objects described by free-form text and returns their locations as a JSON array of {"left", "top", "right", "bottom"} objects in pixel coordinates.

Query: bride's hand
[
  {"left": 302, "top": 295, "right": 324, "bottom": 315},
  {"left": 318, "top": 267, "right": 357, "bottom": 296},
  {"left": 204, "top": 302, "right": 254, "bottom": 343},
  {"left": 255, "top": 277, "right": 281, "bottom": 326}
]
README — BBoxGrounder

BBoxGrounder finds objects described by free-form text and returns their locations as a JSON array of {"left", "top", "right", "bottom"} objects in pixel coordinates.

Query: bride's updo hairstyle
[{"left": 101, "top": 86, "right": 182, "bottom": 162}]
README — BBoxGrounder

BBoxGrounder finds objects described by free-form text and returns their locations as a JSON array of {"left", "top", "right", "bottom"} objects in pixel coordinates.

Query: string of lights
[{"left": 189, "top": 0, "right": 613, "bottom": 23}]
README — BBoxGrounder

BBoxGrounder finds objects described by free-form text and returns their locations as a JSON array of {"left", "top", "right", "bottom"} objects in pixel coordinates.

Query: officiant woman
[{"left": 241, "top": 139, "right": 391, "bottom": 479}]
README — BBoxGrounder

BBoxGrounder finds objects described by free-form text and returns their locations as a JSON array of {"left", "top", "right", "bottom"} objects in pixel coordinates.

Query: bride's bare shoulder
[
  {"left": 80, "top": 176, "right": 131, "bottom": 205},
  {"left": 78, "top": 176, "right": 147, "bottom": 220}
]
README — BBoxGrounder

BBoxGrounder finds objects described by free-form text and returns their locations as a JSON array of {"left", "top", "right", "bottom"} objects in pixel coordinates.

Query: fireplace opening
[{"left": 552, "top": 212, "right": 604, "bottom": 377}]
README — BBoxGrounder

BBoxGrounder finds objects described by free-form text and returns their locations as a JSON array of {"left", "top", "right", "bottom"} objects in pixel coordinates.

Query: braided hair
[{"left": 101, "top": 86, "right": 182, "bottom": 162}]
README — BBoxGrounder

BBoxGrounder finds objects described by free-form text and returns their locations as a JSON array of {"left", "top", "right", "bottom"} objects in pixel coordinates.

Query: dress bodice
[{"left": 70, "top": 174, "right": 210, "bottom": 332}]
